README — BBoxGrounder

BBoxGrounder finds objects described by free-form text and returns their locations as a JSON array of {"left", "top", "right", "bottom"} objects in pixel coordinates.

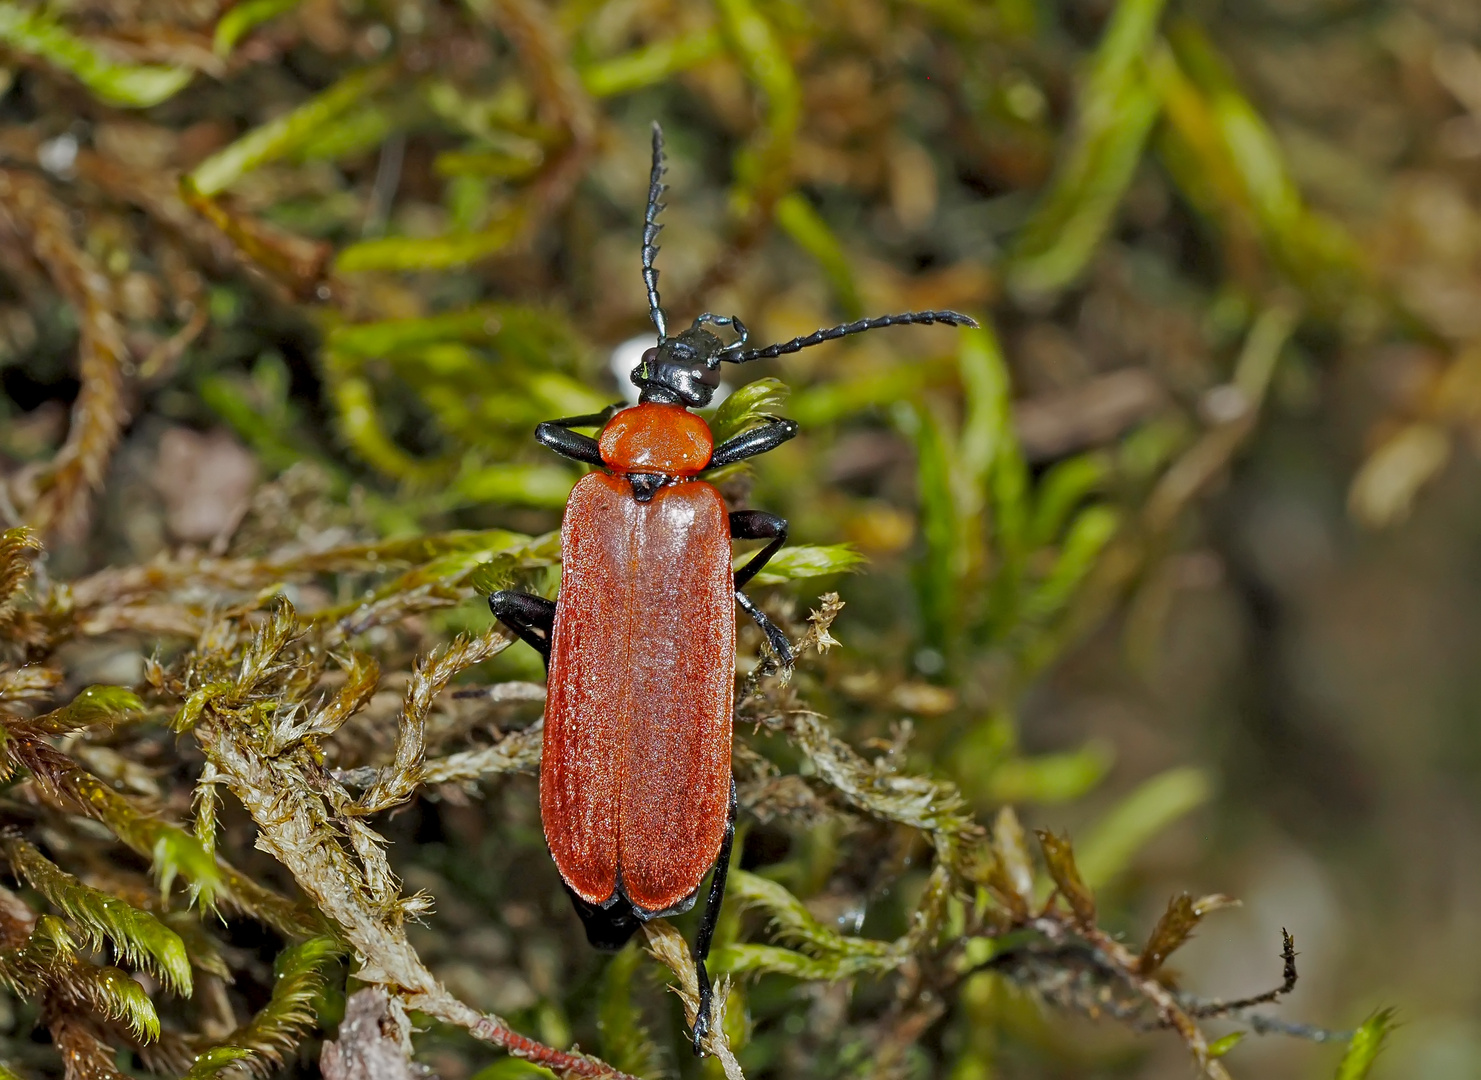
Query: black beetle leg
[
  {"left": 730, "top": 510, "right": 795, "bottom": 669},
  {"left": 708, "top": 418, "right": 799, "bottom": 469},
  {"left": 534, "top": 404, "right": 623, "bottom": 466},
  {"left": 691, "top": 781, "right": 737, "bottom": 1055},
  {"left": 488, "top": 591, "right": 556, "bottom": 664},
  {"left": 736, "top": 592, "right": 794, "bottom": 669}
]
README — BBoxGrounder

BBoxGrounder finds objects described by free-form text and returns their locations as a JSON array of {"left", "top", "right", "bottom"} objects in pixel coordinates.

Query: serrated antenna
[
  {"left": 642, "top": 122, "right": 668, "bottom": 343},
  {"left": 727, "top": 310, "right": 979, "bottom": 363}
]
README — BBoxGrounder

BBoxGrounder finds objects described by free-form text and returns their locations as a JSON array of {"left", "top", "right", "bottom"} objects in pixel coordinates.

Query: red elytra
[{"left": 543, "top": 464, "right": 733, "bottom": 915}]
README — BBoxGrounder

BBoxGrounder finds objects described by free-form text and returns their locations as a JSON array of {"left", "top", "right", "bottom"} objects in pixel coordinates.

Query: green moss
[{"left": 0, "top": 0, "right": 1409, "bottom": 1073}]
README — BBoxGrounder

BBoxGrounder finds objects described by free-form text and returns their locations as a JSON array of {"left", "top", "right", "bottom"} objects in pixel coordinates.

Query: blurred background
[{"left": 1, "top": 0, "right": 1480, "bottom": 1076}]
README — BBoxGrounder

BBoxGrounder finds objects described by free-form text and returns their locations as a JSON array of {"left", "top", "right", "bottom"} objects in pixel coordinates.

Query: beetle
[{"left": 488, "top": 123, "right": 975, "bottom": 1053}]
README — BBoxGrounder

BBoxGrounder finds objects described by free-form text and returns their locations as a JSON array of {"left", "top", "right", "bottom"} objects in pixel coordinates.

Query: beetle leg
[
  {"left": 690, "top": 780, "right": 737, "bottom": 1056},
  {"left": 707, "top": 418, "right": 800, "bottom": 469},
  {"left": 736, "top": 592, "right": 794, "bottom": 669},
  {"left": 730, "top": 511, "right": 795, "bottom": 668},
  {"left": 534, "top": 404, "right": 624, "bottom": 466},
  {"left": 487, "top": 591, "right": 556, "bottom": 663},
  {"left": 730, "top": 510, "right": 787, "bottom": 589}
]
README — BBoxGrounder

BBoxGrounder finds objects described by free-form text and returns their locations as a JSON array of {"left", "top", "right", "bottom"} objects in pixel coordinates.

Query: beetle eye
[
  {"left": 694, "top": 364, "right": 722, "bottom": 388},
  {"left": 640, "top": 347, "right": 659, "bottom": 371}
]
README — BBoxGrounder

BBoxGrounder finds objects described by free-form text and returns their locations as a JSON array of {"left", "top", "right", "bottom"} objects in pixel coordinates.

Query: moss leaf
[
  {"left": 1138, "top": 892, "right": 1238, "bottom": 975},
  {"left": 709, "top": 377, "right": 790, "bottom": 445},
  {"left": 738, "top": 544, "right": 865, "bottom": 586},
  {"left": 1, "top": 835, "right": 192, "bottom": 996},
  {"left": 28, "top": 685, "right": 144, "bottom": 734},
  {"left": 184, "top": 937, "right": 343, "bottom": 1080},
  {"left": 1036, "top": 829, "right": 1096, "bottom": 927},
  {"left": 188, "top": 63, "right": 397, "bottom": 197},
  {"left": 213, "top": 0, "right": 303, "bottom": 56},
  {"left": 0, "top": 3, "right": 193, "bottom": 107},
  {"left": 1333, "top": 1009, "right": 1397, "bottom": 1080},
  {"left": 987, "top": 807, "right": 1034, "bottom": 918}
]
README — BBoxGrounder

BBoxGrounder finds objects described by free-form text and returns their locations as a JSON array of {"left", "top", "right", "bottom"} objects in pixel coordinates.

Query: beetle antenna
[
  {"left": 725, "top": 310, "right": 980, "bottom": 363},
  {"left": 695, "top": 312, "right": 749, "bottom": 355},
  {"left": 643, "top": 122, "right": 669, "bottom": 343}
]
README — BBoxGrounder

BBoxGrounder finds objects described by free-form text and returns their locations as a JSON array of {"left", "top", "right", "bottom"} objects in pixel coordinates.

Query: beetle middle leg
[
  {"left": 730, "top": 510, "right": 795, "bottom": 668},
  {"left": 488, "top": 591, "right": 556, "bottom": 663},
  {"left": 690, "top": 780, "right": 737, "bottom": 1055}
]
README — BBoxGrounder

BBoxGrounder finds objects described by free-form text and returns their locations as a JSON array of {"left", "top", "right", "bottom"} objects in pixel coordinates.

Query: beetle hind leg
[
  {"left": 487, "top": 591, "right": 556, "bottom": 663},
  {"left": 690, "top": 781, "right": 737, "bottom": 1055}
]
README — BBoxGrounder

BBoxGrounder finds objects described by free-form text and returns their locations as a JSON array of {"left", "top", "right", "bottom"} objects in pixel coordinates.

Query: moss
[{"left": 0, "top": 0, "right": 1420, "bottom": 1075}]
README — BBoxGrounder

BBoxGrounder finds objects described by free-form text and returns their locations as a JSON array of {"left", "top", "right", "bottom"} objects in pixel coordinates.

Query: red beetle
[{"left": 489, "top": 123, "right": 974, "bottom": 1052}]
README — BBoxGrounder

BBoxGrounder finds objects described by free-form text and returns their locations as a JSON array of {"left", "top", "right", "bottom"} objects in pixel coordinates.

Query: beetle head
[{"left": 632, "top": 317, "right": 744, "bottom": 407}]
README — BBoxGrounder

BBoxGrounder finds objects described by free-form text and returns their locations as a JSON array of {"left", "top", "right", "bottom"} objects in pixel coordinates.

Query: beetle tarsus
[
  {"left": 736, "top": 590, "right": 794, "bottom": 671},
  {"left": 695, "top": 311, "right": 749, "bottom": 350},
  {"left": 488, "top": 591, "right": 556, "bottom": 662},
  {"left": 692, "top": 967, "right": 713, "bottom": 1054}
]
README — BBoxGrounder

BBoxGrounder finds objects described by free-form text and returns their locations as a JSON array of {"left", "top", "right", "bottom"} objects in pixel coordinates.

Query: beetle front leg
[
  {"left": 534, "top": 404, "right": 623, "bottom": 466},
  {"left": 488, "top": 591, "right": 556, "bottom": 664},
  {"left": 730, "top": 510, "right": 795, "bottom": 669},
  {"left": 691, "top": 781, "right": 737, "bottom": 1055},
  {"left": 707, "top": 418, "right": 799, "bottom": 469}
]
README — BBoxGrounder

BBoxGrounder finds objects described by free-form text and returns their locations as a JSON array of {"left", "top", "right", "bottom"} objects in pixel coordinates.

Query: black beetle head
[{"left": 632, "top": 322, "right": 727, "bottom": 407}]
